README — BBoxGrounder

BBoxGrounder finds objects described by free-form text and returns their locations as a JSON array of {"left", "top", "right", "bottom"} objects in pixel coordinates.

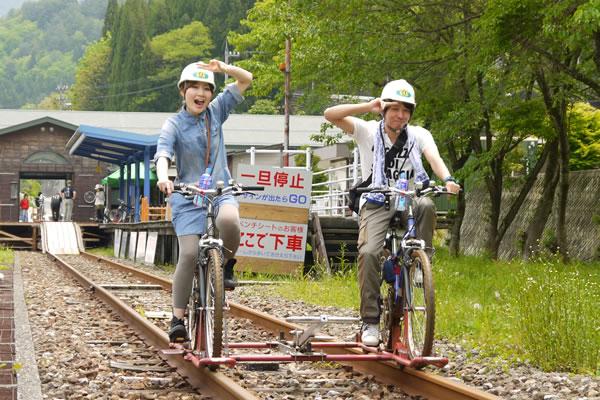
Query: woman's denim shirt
[{"left": 154, "top": 83, "right": 243, "bottom": 186}]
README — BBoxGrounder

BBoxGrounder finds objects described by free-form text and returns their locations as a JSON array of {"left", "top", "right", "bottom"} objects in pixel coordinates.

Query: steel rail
[
  {"left": 48, "top": 253, "right": 258, "bottom": 400},
  {"left": 81, "top": 252, "right": 499, "bottom": 400}
]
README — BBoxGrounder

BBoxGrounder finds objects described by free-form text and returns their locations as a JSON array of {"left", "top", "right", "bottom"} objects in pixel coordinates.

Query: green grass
[
  {"left": 87, "top": 246, "right": 115, "bottom": 258},
  {"left": 274, "top": 248, "right": 600, "bottom": 374},
  {"left": 274, "top": 265, "right": 360, "bottom": 309},
  {"left": 90, "top": 243, "right": 599, "bottom": 374},
  {"left": 0, "top": 246, "right": 13, "bottom": 266}
]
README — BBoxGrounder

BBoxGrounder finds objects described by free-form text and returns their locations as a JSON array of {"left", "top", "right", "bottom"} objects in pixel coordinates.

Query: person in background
[
  {"left": 61, "top": 180, "right": 76, "bottom": 221},
  {"left": 35, "top": 192, "right": 44, "bottom": 221},
  {"left": 324, "top": 79, "right": 460, "bottom": 346},
  {"left": 19, "top": 194, "right": 30, "bottom": 222},
  {"left": 50, "top": 193, "right": 62, "bottom": 222},
  {"left": 94, "top": 184, "right": 105, "bottom": 222},
  {"left": 155, "top": 59, "right": 252, "bottom": 344}
]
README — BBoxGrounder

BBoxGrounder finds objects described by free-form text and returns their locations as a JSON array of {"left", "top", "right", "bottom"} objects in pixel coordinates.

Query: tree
[
  {"left": 137, "top": 20, "right": 214, "bottom": 111},
  {"left": 232, "top": 0, "right": 568, "bottom": 259},
  {"left": 482, "top": 0, "right": 600, "bottom": 260},
  {"left": 568, "top": 102, "right": 600, "bottom": 171},
  {"left": 102, "top": 0, "right": 118, "bottom": 36},
  {"left": 70, "top": 35, "right": 112, "bottom": 110},
  {"left": 106, "top": 0, "right": 150, "bottom": 111},
  {"left": 0, "top": 0, "right": 105, "bottom": 108},
  {"left": 248, "top": 99, "right": 279, "bottom": 114}
]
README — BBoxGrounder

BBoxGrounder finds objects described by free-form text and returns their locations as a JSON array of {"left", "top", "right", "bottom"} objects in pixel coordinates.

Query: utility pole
[
  {"left": 283, "top": 37, "right": 291, "bottom": 167},
  {"left": 224, "top": 40, "right": 230, "bottom": 81},
  {"left": 56, "top": 84, "right": 70, "bottom": 110},
  {"left": 224, "top": 39, "right": 240, "bottom": 81}
]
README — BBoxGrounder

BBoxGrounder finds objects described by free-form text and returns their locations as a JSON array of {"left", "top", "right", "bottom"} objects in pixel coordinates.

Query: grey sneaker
[{"left": 361, "top": 323, "right": 380, "bottom": 346}]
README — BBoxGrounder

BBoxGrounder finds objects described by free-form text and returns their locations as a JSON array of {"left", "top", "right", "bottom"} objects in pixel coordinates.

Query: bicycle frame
[
  {"left": 164, "top": 181, "right": 448, "bottom": 369},
  {"left": 384, "top": 204, "right": 429, "bottom": 356}
]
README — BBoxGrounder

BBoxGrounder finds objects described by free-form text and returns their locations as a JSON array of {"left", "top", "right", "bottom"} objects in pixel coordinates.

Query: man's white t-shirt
[{"left": 351, "top": 118, "right": 437, "bottom": 187}]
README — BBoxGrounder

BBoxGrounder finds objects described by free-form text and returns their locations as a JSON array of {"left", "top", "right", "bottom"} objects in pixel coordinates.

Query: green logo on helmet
[
  {"left": 193, "top": 71, "right": 209, "bottom": 79},
  {"left": 397, "top": 89, "right": 412, "bottom": 98}
]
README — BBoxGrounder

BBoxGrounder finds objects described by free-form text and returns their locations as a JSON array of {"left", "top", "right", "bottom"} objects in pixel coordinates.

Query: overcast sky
[{"left": 0, "top": 0, "right": 27, "bottom": 17}]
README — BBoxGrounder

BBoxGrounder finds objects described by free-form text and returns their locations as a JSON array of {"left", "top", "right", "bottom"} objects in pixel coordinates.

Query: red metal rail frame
[{"left": 164, "top": 340, "right": 448, "bottom": 369}]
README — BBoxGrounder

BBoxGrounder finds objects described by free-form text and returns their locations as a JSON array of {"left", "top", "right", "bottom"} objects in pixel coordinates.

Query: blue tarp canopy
[
  {"left": 66, "top": 124, "right": 159, "bottom": 165},
  {"left": 66, "top": 124, "right": 160, "bottom": 222}
]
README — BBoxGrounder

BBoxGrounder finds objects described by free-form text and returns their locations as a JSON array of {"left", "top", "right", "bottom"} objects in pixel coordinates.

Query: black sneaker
[
  {"left": 168, "top": 317, "right": 189, "bottom": 344},
  {"left": 224, "top": 258, "right": 237, "bottom": 290}
]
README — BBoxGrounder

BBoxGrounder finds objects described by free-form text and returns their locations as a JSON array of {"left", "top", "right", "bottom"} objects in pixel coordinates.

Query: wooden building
[{"left": 0, "top": 116, "right": 111, "bottom": 221}]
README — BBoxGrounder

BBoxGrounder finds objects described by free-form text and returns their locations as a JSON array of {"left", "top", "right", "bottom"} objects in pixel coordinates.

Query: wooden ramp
[{"left": 40, "top": 222, "right": 84, "bottom": 255}]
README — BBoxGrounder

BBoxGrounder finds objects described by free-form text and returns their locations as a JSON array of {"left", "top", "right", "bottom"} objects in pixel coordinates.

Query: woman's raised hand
[{"left": 196, "top": 59, "right": 228, "bottom": 74}]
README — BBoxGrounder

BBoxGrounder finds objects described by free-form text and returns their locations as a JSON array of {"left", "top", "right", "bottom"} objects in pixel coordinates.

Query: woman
[
  {"left": 19, "top": 194, "right": 30, "bottom": 222},
  {"left": 154, "top": 59, "right": 252, "bottom": 344},
  {"left": 94, "top": 184, "right": 105, "bottom": 222}
]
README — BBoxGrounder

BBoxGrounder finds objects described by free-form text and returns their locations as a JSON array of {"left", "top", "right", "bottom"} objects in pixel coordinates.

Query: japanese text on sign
[
  {"left": 237, "top": 165, "right": 311, "bottom": 209},
  {"left": 238, "top": 218, "right": 308, "bottom": 262}
]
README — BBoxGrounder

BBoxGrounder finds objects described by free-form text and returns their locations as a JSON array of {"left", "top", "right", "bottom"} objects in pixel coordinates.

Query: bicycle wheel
[
  {"left": 108, "top": 209, "right": 120, "bottom": 223},
  {"left": 187, "top": 261, "right": 203, "bottom": 352},
  {"left": 380, "top": 284, "right": 403, "bottom": 352},
  {"left": 83, "top": 191, "right": 95, "bottom": 204},
  {"left": 405, "top": 249, "right": 435, "bottom": 358},
  {"left": 203, "top": 248, "right": 224, "bottom": 358}
]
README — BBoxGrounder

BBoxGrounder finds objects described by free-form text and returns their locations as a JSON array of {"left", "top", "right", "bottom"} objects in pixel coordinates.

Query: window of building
[
  {"left": 24, "top": 151, "right": 69, "bottom": 165},
  {"left": 10, "top": 182, "right": 18, "bottom": 199}
]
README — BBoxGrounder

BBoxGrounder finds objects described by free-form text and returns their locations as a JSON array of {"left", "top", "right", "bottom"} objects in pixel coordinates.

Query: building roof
[
  {"left": 0, "top": 109, "right": 340, "bottom": 149},
  {"left": 66, "top": 124, "right": 158, "bottom": 164}
]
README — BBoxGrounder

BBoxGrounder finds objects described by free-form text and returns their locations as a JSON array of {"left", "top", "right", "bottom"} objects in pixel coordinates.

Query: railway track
[{"left": 21, "top": 250, "right": 498, "bottom": 399}]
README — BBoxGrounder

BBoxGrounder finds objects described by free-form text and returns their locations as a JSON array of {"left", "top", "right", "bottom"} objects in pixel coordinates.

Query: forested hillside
[
  {"left": 0, "top": 0, "right": 107, "bottom": 108},
  {"left": 0, "top": 0, "right": 26, "bottom": 16},
  {"left": 71, "top": 0, "right": 255, "bottom": 112}
]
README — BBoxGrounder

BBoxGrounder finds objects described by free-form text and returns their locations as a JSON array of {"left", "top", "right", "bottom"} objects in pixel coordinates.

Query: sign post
[{"left": 236, "top": 164, "right": 311, "bottom": 274}]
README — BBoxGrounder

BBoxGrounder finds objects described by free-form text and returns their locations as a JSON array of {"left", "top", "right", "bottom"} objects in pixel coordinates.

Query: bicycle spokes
[{"left": 405, "top": 251, "right": 434, "bottom": 358}]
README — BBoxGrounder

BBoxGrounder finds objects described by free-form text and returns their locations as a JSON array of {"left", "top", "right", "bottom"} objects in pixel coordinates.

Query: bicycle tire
[
  {"left": 187, "top": 261, "right": 203, "bottom": 352},
  {"left": 83, "top": 191, "right": 95, "bottom": 204},
  {"left": 405, "top": 249, "right": 435, "bottom": 358},
  {"left": 108, "top": 209, "right": 120, "bottom": 223},
  {"left": 380, "top": 284, "right": 402, "bottom": 352},
  {"left": 204, "top": 248, "right": 224, "bottom": 358}
]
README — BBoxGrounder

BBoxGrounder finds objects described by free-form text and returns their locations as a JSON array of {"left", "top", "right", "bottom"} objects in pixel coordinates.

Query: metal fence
[{"left": 311, "top": 148, "right": 361, "bottom": 217}]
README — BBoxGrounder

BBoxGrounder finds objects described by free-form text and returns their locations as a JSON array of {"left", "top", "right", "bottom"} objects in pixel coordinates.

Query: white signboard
[
  {"left": 237, "top": 218, "right": 308, "bottom": 262},
  {"left": 136, "top": 231, "right": 147, "bottom": 261},
  {"left": 128, "top": 231, "right": 138, "bottom": 260},
  {"left": 236, "top": 165, "right": 311, "bottom": 209},
  {"left": 114, "top": 229, "right": 122, "bottom": 258},
  {"left": 120, "top": 231, "right": 129, "bottom": 258},
  {"left": 145, "top": 231, "right": 158, "bottom": 264}
]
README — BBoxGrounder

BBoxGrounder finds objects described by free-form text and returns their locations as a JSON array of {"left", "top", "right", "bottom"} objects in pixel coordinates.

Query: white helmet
[
  {"left": 95, "top": 184, "right": 103, "bottom": 190},
  {"left": 178, "top": 62, "right": 215, "bottom": 91},
  {"left": 381, "top": 79, "right": 416, "bottom": 106}
]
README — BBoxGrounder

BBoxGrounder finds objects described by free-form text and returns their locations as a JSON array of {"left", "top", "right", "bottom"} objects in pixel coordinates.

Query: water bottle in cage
[
  {"left": 194, "top": 167, "right": 212, "bottom": 208},
  {"left": 395, "top": 171, "right": 408, "bottom": 211}
]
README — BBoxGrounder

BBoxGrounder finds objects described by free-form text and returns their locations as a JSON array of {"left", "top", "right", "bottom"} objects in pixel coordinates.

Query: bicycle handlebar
[
  {"left": 172, "top": 181, "right": 265, "bottom": 198},
  {"left": 355, "top": 183, "right": 457, "bottom": 198}
]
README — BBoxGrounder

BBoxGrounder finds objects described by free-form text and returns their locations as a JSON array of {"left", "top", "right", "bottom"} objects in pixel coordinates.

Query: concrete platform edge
[{"left": 14, "top": 252, "right": 43, "bottom": 400}]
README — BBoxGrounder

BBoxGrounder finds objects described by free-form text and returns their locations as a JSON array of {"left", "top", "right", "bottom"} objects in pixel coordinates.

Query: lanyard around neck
[{"left": 204, "top": 113, "right": 211, "bottom": 169}]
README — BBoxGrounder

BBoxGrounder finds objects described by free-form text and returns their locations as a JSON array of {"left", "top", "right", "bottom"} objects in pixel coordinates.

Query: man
[
  {"left": 324, "top": 79, "right": 460, "bottom": 346},
  {"left": 50, "top": 193, "right": 62, "bottom": 222},
  {"left": 61, "top": 180, "right": 77, "bottom": 221},
  {"left": 35, "top": 192, "right": 44, "bottom": 221}
]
